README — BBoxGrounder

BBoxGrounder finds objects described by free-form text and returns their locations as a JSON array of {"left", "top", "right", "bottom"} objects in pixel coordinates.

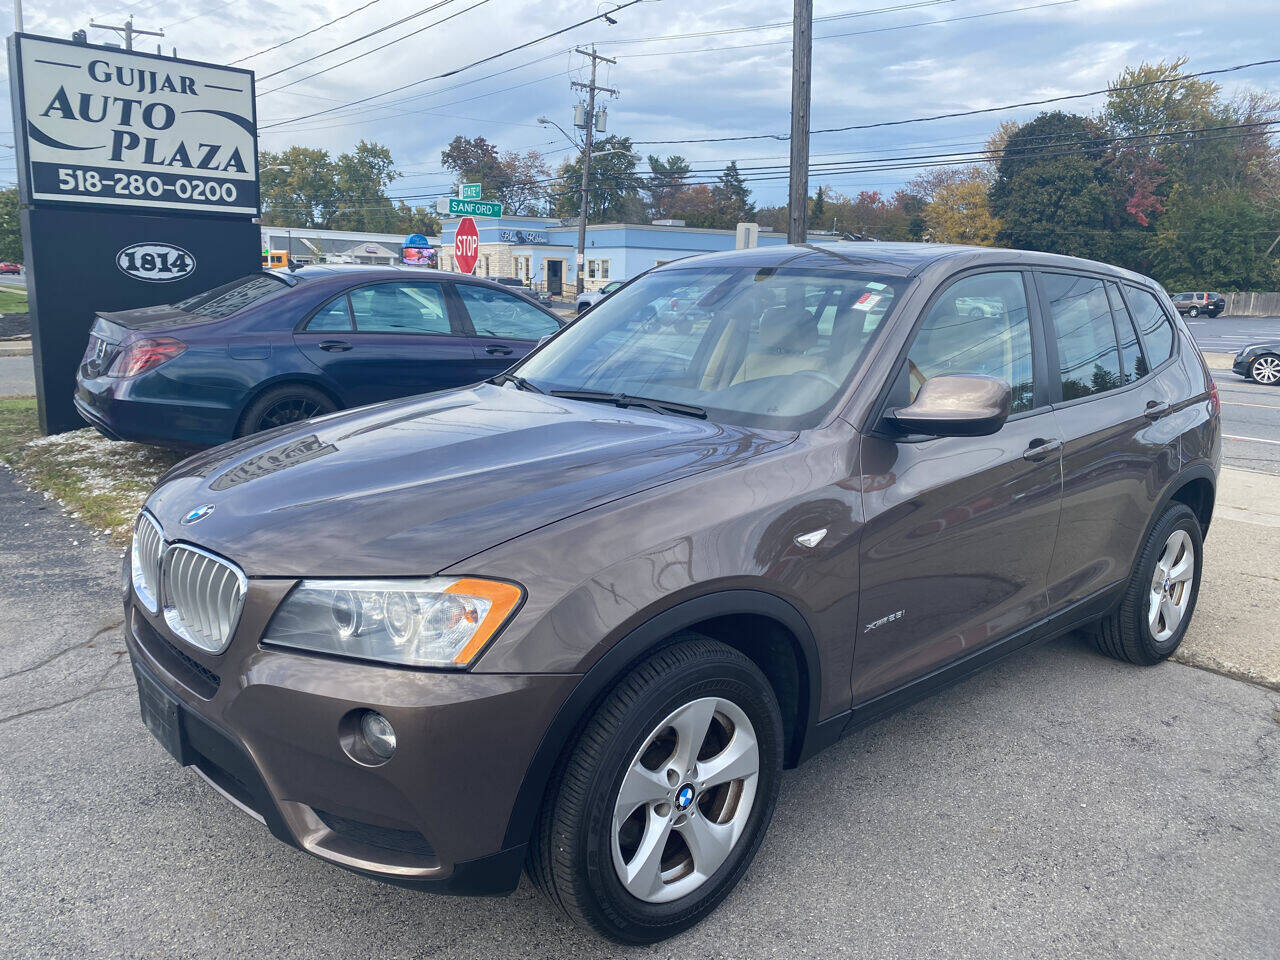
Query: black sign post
[{"left": 8, "top": 33, "right": 262, "bottom": 434}]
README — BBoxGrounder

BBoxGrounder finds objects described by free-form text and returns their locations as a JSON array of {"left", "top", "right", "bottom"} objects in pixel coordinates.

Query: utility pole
[
  {"left": 14, "top": 0, "right": 22, "bottom": 33},
  {"left": 787, "top": 0, "right": 813, "bottom": 244},
  {"left": 88, "top": 16, "right": 164, "bottom": 52},
  {"left": 570, "top": 45, "right": 617, "bottom": 295}
]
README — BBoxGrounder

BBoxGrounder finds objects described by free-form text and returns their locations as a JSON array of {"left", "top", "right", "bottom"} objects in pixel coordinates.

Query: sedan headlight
[{"left": 262, "top": 577, "right": 523, "bottom": 668}]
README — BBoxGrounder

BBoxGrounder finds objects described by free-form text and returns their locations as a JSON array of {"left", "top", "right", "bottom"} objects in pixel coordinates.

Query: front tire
[
  {"left": 1091, "top": 502, "right": 1202, "bottom": 665},
  {"left": 1250, "top": 354, "right": 1280, "bottom": 385},
  {"left": 1188, "top": 306, "right": 1200, "bottom": 317},
  {"left": 529, "top": 635, "right": 783, "bottom": 944}
]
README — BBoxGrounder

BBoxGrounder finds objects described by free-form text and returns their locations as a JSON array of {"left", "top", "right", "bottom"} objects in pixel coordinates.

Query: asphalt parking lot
[{"left": 1, "top": 451, "right": 1278, "bottom": 959}]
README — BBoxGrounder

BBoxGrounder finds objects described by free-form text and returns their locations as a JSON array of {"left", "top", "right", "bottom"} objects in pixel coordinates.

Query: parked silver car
[{"left": 575, "top": 279, "right": 624, "bottom": 315}]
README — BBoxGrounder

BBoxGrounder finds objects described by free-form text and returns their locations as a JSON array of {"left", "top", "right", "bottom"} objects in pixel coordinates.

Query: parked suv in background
[
  {"left": 576, "top": 279, "right": 624, "bottom": 314},
  {"left": 1171, "top": 291, "right": 1225, "bottom": 317},
  {"left": 124, "top": 243, "right": 1218, "bottom": 943},
  {"left": 74, "top": 265, "right": 563, "bottom": 448}
]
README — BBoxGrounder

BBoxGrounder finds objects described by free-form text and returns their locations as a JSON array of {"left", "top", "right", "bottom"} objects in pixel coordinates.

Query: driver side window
[
  {"left": 456, "top": 284, "right": 560, "bottom": 340},
  {"left": 905, "top": 271, "right": 1036, "bottom": 414}
]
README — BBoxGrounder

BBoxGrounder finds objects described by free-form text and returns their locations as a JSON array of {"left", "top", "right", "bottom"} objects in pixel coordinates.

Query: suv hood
[{"left": 146, "top": 384, "right": 793, "bottom": 577}]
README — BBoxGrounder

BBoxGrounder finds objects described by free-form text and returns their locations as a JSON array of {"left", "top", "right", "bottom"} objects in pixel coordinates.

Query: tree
[
  {"left": 553, "top": 136, "right": 643, "bottom": 222},
  {"left": 1149, "top": 187, "right": 1280, "bottom": 290},
  {"left": 809, "top": 186, "right": 825, "bottom": 224},
  {"left": 330, "top": 140, "right": 402, "bottom": 232},
  {"left": 0, "top": 188, "right": 22, "bottom": 264},
  {"left": 991, "top": 111, "right": 1114, "bottom": 258},
  {"left": 260, "top": 145, "right": 339, "bottom": 228},
  {"left": 646, "top": 155, "right": 691, "bottom": 220},
  {"left": 440, "top": 135, "right": 550, "bottom": 214},
  {"left": 711, "top": 161, "right": 754, "bottom": 226},
  {"left": 922, "top": 175, "right": 1001, "bottom": 245}
]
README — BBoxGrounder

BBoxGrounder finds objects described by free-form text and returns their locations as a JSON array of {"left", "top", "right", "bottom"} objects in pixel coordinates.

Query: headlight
[{"left": 262, "top": 577, "right": 523, "bottom": 668}]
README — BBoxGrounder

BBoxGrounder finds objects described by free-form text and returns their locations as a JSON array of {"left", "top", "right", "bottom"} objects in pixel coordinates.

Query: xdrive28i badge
[{"left": 116, "top": 243, "right": 196, "bottom": 283}]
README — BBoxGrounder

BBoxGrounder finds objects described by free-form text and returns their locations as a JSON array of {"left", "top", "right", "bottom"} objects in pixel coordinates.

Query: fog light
[{"left": 360, "top": 711, "right": 396, "bottom": 760}]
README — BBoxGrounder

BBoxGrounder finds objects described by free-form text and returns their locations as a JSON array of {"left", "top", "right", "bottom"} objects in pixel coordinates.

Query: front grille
[
  {"left": 131, "top": 512, "right": 164, "bottom": 613},
  {"left": 131, "top": 609, "right": 221, "bottom": 699},
  {"left": 314, "top": 809, "right": 436, "bottom": 857},
  {"left": 161, "top": 544, "right": 246, "bottom": 654}
]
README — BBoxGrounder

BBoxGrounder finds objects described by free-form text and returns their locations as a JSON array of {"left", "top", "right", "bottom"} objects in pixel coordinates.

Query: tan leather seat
[{"left": 732, "top": 307, "right": 824, "bottom": 384}]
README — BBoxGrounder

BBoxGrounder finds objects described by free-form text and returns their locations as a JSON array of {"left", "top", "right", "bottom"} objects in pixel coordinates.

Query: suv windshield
[
  {"left": 171, "top": 273, "right": 295, "bottom": 320},
  {"left": 516, "top": 265, "right": 906, "bottom": 429}
]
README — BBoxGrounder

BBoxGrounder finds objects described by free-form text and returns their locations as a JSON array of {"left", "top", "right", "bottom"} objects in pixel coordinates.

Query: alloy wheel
[
  {"left": 1148, "top": 528, "right": 1195, "bottom": 643},
  {"left": 610, "top": 697, "right": 759, "bottom": 904},
  {"left": 1252, "top": 356, "right": 1280, "bottom": 384},
  {"left": 257, "top": 395, "right": 323, "bottom": 430}
]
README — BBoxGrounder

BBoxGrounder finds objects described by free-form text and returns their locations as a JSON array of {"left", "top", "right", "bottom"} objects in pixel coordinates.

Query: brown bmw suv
[{"left": 124, "top": 243, "right": 1220, "bottom": 943}]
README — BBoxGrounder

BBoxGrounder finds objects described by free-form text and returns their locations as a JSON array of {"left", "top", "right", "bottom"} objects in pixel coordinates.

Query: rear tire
[
  {"left": 528, "top": 635, "right": 783, "bottom": 944},
  {"left": 237, "top": 384, "right": 336, "bottom": 437},
  {"left": 1091, "top": 502, "right": 1202, "bottom": 665}
]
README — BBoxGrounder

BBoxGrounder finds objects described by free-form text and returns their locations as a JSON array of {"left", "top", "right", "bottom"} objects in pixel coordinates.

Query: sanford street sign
[
  {"left": 436, "top": 196, "right": 503, "bottom": 218},
  {"left": 10, "top": 34, "right": 258, "bottom": 216}
]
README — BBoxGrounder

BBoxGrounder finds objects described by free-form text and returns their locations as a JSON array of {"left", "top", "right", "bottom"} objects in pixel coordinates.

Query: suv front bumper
[{"left": 123, "top": 587, "right": 578, "bottom": 895}]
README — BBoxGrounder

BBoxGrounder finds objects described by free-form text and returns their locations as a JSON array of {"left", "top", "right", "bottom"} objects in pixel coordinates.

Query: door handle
[
  {"left": 485, "top": 344, "right": 514, "bottom": 356},
  {"left": 318, "top": 340, "right": 352, "bottom": 352},
  {"left": 1144, "top": 400, "right": 1171, "bottom": 420},
  {"left": 1022, "top": 438, "right": 1062, "bottom": 461}
]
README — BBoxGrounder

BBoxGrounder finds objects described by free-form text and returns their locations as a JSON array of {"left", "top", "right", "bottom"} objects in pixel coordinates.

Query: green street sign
[
  {"left": 461, "top": 183, "right": 482, "bottom": 200},
  {"left": 436, "top": 196, "right": 503, "bottom": 218}
]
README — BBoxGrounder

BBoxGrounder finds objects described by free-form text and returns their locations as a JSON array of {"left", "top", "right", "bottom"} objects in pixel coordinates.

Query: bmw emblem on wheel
[
  {"left": 181, "top": 504, "right": 214, "bottom": 525},
  {"left": 675, "top": 784, "right": 695, "bottom": 811}
]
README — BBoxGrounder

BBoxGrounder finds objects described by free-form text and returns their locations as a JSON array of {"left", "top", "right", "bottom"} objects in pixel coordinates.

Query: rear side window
[
  {"left": 1125, "top": 286, "right": 1176, "bottom": 366},
  {"left": 306, "top": 295, "right": 354, "bottom": 332},
  {"left": 349, "top": 282, "right": 452, "bottom": 335},
  {"left": 456, "top": 284, "right": 560, "bottom": 340},
  {"left": 1105, "top": 282, "right": 1147, "bottom": 384},
  {"left": 906, "top": 271, "right": 1036, "bottom": 413},
  {"left": 1043, "top": 273, "right": 1123, "bottom": 400}
]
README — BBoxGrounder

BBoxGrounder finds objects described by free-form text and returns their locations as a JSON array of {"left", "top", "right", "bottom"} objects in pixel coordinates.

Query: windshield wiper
[
  {"left": 550, "top": 389, "right": 707, "bottom": 419},
  {"left": 491, "top": 372, "right": 545, "bottom": 394}
]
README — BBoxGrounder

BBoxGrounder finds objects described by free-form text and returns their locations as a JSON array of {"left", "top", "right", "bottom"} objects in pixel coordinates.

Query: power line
[
  {"left": 230, "top": 0, "right": 389, "bottom": 64},
  {"left": 260, "top": 0, "right": 648, "bottom": 130},
  {"left": 258, "top": 0, "right": 471, "bottom": 82},
  {"left": 634, "top": 55, "right": 1280, "bottom": 145},
  {"left": 613, "top": 0, "right": 1080, "bottom": 61}
]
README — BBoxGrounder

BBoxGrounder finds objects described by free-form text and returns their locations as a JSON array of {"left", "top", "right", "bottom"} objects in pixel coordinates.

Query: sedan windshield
[{"left": 515, "top": 265, "right": 906, "bottom": 429}]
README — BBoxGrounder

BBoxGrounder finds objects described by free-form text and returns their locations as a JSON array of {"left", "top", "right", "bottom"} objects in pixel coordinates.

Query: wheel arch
[
  {"left": 499, "top": 589, "right": 822, "bottom": 852},
  {"left": 234, "top": 375, "right": 345, "bottom": 434},
  {"left": 1142, "top": 464, "right": 1216, "bottom": 548}
]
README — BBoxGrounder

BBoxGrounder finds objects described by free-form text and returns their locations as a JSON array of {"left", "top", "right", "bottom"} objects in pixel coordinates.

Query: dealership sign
[
  {"left": 11, "top": 34, "right": 258, "bottom": 215},
  {"left": 116, "top": 242, "right": 196, "bottom": 282}
]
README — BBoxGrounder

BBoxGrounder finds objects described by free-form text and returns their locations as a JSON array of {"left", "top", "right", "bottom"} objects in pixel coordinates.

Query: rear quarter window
[{"left": 1125, "top": 286, "right": 1176, "bottom": 366}]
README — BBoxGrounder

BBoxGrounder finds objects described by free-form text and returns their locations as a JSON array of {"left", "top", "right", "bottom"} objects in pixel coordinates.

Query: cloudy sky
[{"left": 2, "top": 0, "right": 1278, "bottom": 210}]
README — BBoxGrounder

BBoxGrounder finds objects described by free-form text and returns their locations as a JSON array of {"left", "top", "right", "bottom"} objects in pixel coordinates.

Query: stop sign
[{"left": 454, "top": 216, "right": 479, "bottom": 274}]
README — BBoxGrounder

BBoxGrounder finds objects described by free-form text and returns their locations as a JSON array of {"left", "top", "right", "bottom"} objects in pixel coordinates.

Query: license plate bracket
[{"left": 133, "top": 661, "right": 191, "bottom": 766}]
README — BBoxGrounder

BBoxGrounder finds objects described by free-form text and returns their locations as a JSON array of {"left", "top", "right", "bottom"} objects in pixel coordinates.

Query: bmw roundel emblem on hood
[
  {"left": 117, "top": 242, "right": 196, "bottom": 283},
  {"left": 181, "top": 504, "right": 215, "bottom": 525}
]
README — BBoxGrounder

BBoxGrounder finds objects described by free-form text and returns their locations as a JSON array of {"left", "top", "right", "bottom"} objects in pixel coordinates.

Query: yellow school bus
[{"left": 262, "top": 250, "right": 289, "bottom": 269}]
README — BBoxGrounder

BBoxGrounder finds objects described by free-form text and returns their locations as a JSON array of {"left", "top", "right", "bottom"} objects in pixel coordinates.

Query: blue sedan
[{"left": 74, "top": 265, "right": 565, "bottom": 448}]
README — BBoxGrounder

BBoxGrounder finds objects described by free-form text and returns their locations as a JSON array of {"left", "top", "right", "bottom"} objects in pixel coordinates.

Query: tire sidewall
[
  {"left": 1188, "top": 306, "right": 1199, "bottom": 317},
  {"left": 239, "top": 385, "right": 334, "bottom": 437},
  {"left": 1129, "top": 505, "right": 1203, "bottom": 659},
  {"left": 575, "top": 657, "right": 783, "bottom": 942}
]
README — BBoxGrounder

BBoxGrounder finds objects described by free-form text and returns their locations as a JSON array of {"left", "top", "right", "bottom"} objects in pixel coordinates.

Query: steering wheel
[{"left": 790, "top": 369, "right": 841, "bottom": 390}]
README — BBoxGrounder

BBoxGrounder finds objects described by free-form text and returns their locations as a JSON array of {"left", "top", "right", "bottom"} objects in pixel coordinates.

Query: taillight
[
  {"left": 1208, "top": 380, "right": 1220, "bottom": 416},
  {"left": 108, "top": 337, "right": 186, "bottom": 378}
]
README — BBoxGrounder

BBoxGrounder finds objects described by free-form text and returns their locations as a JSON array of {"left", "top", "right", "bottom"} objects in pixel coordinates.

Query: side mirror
[{"left": 889, "top": 374, "right": 1010, "bottom": 437}]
